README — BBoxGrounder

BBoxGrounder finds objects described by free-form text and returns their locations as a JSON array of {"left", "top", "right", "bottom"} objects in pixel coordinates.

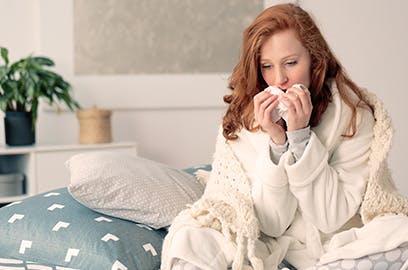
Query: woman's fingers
[
  {"left": 253, "top": 90, "right": 287, "bottom": 144},
  {"left": 292, "top": 85, "right": 312, "bottom": 110},
  {"left": 282, "top": 90, "right": 302, "bottom": 114},
  {"left": 253, "top": 85, "right": 313, "bottom": 132},
  {"left": 264, "top": 97, "right": 280, "bottom": 121},
  {"left": 254, "top": 91, "right": 279, "bottom": 122},
  {"left": 279, "top": 85, "right": 313, "bottom": 131},
  {"left": 254, "top": 91, "right": 273, "bottom": 113},
  {"left": 283, "top": 86, "right": 312, "bottom": 114}
]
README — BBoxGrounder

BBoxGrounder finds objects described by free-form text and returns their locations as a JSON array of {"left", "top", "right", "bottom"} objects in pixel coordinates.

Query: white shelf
[
  {"left": 0, "top": 142, "right": 138, "bottom": 204},
  {"left": 0, "top": 141, "right": 137, "bottom": 154}
]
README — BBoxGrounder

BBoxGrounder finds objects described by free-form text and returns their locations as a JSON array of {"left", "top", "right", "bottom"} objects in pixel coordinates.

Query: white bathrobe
[{"left": 161, "top": 83, "right": 408, "bottom": 270}]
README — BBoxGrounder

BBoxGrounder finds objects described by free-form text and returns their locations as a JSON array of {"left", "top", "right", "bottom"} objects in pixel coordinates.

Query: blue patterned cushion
[
  {"left": 0, "top": 188, "right": 167, "bottom": 269},
  {"left": 183, "top": 164, "right": 212, "bottom": 176}
]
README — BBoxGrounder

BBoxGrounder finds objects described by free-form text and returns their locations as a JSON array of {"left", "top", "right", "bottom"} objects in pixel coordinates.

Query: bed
[
  {"left": 0, "top": 151, "right": 209, "bottom": 270},
  {"left": 1, "top": 151, "right": 408, "bottom": 270}
]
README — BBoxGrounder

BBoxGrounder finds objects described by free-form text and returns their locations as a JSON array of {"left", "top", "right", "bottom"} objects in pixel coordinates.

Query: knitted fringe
[
  {"left": 360, "top": 89, "right": 408, "bottom": 223},
  {"left": 248, "top": 238, "right": 264, "bottom": 270},
  {"left": 189, "top": 196, "right": 263, "bottom": 270},
  {"left": 184, "top": 134, "right": 264, "bottom": 270},
  {"left": 362, "top": 182, "right": 408, "bottom": 223},
  {"left": 232, "top": 234, "right": 246, "bottom": 270},
  {"left": 193, "top": 169, "right": 211, "bottom": 186}
]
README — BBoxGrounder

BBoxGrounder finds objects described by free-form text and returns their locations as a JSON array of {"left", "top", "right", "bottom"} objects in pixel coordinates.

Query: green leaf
[
  {"left": 0, "top": 66, "right": 7, "bottom": 82},
  {"left": 0, "top": 90, "right": 15, "bottom": 110},
  {"left": 0, "top": 48, "right": 80, "bottom": 121},
  {"left": 0, "top": 47, "right": 9, "bottom": 65},
  {"left": 31, "top": 56, "right": 54, "bottom": 67},
  {"left": 0, "top": 93, "right": 10, "bottom": 111}
]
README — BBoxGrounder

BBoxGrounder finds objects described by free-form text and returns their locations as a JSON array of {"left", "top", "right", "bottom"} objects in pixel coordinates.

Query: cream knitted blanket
[
  {"left": 360, "top": 89, "right": 408, "bottom": 222},
  {"left": 161, "top": 90, "right": 408, "bottom": 270},
  {"left": 161, "top": 130, "right": 264, "bottom": 270}
]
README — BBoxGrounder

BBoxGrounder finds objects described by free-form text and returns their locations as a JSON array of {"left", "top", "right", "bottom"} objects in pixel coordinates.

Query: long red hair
[{"left": 223, "top": 3, "right": 372, "bottom": 140}]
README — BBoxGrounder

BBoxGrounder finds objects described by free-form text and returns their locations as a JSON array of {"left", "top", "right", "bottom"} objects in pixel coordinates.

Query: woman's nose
[{"left": 275, "top": 68, "right": 288, "bottom": 88}]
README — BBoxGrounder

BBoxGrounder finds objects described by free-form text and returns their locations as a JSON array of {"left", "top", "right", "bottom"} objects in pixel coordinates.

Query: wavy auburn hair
[{"left": 223, "top": 3, "right": 372, "bottom": 140}]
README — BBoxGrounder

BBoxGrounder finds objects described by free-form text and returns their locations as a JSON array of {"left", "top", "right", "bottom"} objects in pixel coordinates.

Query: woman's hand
[
  {"left": 253, "top": 91, "right": 286, "bottom": 144},
  {"left": 279, "top": 85, "right": 313, "bottom": 131}
]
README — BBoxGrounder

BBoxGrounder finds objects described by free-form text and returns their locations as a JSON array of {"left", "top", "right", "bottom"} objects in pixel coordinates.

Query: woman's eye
[
  {"left": 261, "top": 64, "right": 272, "bottom": 70},
  {"left": 286, "top": 60, "right": 297, "bottom": 66}
]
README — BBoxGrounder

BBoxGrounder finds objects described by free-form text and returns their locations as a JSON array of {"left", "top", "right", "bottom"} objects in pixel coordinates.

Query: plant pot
[{"left": 4, "top": 111, "right": 35, "bottom": 146}]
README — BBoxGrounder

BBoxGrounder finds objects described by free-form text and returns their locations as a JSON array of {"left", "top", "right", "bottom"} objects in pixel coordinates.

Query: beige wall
[
  {"left": 1, "top": 0, "right": 408, "bottom": 195},
  {"left": 73, "top": 0, "right": 262, "bottom": 74}
]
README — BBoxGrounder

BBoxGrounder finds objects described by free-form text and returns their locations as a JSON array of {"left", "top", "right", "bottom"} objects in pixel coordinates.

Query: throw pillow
[
  {"left": 66, "top": 151, "right": 204, "bottom": 229},
  {"left": 0, "top": 188, "right": 166, "bottom": 270}
]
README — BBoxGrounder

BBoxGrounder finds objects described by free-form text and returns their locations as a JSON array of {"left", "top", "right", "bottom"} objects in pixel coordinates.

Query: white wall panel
[{"left": 1, "top": 0, "right": 407, "bottom": 195}]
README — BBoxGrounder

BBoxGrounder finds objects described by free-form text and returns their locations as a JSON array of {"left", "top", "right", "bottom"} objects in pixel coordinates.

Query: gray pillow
[{"left": 66, "top": 152, "right": 204, "bottom": 229}]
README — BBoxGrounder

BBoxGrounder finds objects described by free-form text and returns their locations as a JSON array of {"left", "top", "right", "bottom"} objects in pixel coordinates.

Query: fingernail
[{"left": 292, "top": 84, "right": 304, "bottom": 90}]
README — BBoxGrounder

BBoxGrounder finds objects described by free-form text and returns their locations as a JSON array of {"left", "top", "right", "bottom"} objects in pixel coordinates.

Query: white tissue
[
  {"left": 265, "top": 86, "right": 288, "bottom": 122},
  {"left": 264, "top": 84, "right": 305, "bottom": 122}
]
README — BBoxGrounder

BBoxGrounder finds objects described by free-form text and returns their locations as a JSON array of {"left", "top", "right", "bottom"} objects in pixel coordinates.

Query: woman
[{"left": 161, "top": 3, "right": 408, "bottom": 270}]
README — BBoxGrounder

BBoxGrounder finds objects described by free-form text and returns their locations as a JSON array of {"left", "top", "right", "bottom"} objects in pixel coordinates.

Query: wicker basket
[{"left": 77, "top": 107, "right": 112, "bottom": 144}]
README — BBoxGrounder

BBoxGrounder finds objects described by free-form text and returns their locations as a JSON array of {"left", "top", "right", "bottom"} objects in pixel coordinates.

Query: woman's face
[{"left": 260, "top": 29, "right": 312, "bottom": 91}]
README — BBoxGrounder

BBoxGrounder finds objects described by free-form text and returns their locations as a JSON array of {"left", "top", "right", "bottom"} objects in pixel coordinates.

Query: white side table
[{"left": 0, "top": 142, "right": 137, "bottom": 203}]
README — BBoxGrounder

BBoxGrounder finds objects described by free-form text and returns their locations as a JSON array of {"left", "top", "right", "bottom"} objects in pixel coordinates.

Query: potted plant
[{"left": 0, "top": 47, "right": 80, "bottom": 146}]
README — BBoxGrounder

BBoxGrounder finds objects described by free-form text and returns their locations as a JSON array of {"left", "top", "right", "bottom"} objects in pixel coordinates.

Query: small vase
[
  {"left": 4, "top": 111, "right": 35, "bottom": 146},
  {"left": 76, "top": 107, "right": 112, "bottom": 144}
]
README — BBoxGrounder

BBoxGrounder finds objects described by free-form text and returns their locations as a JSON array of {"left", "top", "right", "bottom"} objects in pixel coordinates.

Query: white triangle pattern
[
  {"left": 18, "top": 240, "right": 32, "bottom": 254},
  {"left": 95, "top": 216, "right": 112, "bottom": 222},
  {"left": 47, "top": 204, "right": 65, "bottom": 211},
  {"left": 43, "top": 192, "right": 61, "bottom": 197},
  {"left": 52, "top": 221, "right": 70, "bottom": 231},
  {"left": 143, "top": 243, "right": 158, "bottom": 256},
  {"left": 101, "top": 233, "right": 119, "bottom": 242},
  {"left": 2, "top": 192, "right": 160, "bottom": 269},
  {"left": 8, "top": 214, "right": 24, "bottom": 223},
  {"left": 5, "top": 201, "right": 22, "bottom": 207},
  {"left": 64, "top": 249, "right": 80, "bottom": 263},
  {"left": 112, "top": 260, "right": 128, "bottom": 270}
]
